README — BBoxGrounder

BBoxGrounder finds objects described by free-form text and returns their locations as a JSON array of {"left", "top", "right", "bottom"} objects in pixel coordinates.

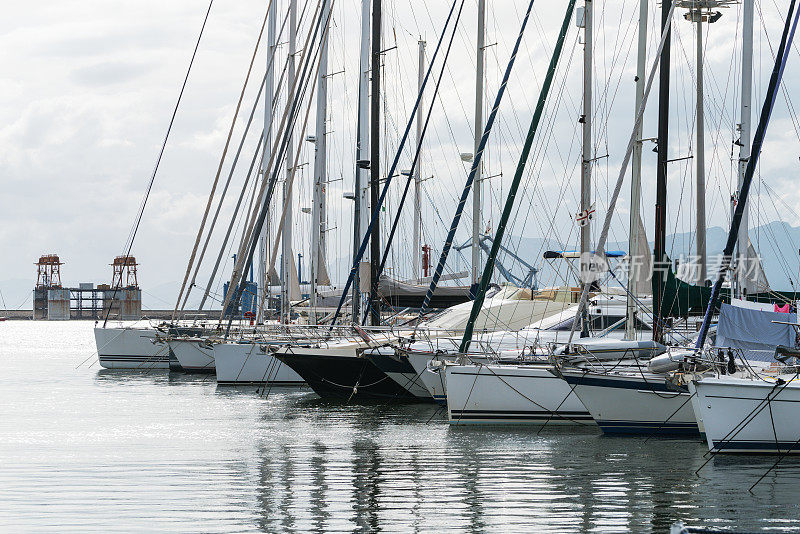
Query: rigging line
[
  {"left": 232, "top": 1, "right": 333, "bottom": 332},
  {"left": 375, "top": 0, "right": 466, "bottom": 287},
  {"left": 758, "top": 2, "right": 800, "bottom": 148},
  {"left": 460, "top": 0, "right": 576, "bottom": 354},
  {"left": 200, "top": 29, "right": 298, "bottom": 309},
  {"left": 567, "top": 0, "right": 678, "bottom": 347},
  {"left": 197, "top": 132, "right": 267, "bottom": 311},
  {"left": 695, "top": 0, "right": 800, "bottom": 350},
  {"left": 183, "top": 5, "right": 294, "bottom": 315},
  {"left": 219, "top": 0, "right": 327, "bottom": 324},
  {"left": 506, "top": 38, "right": 580, "bottom": 270},
  {"left": 179, "top": 88, "right": 264, "bottom": 314},
  {"left": 326, "top": 0, "right": 463, "bottom": 329},
  {"left": 172, "top": 0, "right": 275, "bottom": 323},
  {"left": 102, "top": 0, "right": 214, "bottom": 328},
  {"left": 415, "top": 0, "right": 540, "bottom": 326}
]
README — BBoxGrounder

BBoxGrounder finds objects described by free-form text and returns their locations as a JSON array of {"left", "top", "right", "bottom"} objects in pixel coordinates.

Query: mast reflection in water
[{"left": 2, "top": 322, "right": 800, "bottom": 533}]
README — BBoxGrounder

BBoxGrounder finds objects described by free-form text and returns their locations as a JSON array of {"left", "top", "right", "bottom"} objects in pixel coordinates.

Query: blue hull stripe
[
  {"left": 451, "top": 410, "right": 594, "bottom": 422},
  {"left": 712, "top": 440, "right": 800, "bottom": 452},
  {"left": 597, "top": 420, "right": 699, "bottom": 435},
  {"left": 99, "top": 355, "right": 168, "bottom": 362},
  {"left": 562, "top": 374, "right": 686, "bottom": 394},
  {"left": 217, "top": 381, "right": 305, "bottom": 386}
]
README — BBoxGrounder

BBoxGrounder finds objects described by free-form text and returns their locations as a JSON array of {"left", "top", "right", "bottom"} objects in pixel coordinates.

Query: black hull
[{"left": 275, "top": 352, "right": 420, "bottom": 402}]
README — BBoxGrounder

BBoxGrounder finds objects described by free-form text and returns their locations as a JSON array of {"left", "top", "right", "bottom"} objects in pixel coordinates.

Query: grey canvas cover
[{"left": 716, "top": 302, "right": 797, "bottom": 361}]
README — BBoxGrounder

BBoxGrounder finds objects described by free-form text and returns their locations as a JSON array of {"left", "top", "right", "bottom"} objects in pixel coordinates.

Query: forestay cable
[{"left": 102, "top": 0, "right": 214, "bottom": 327}]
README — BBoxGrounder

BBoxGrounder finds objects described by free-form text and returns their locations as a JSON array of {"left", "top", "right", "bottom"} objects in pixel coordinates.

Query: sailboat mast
[
  {"left": 260, "top": 0, "right": 277, "bottom": 317},
  {"left": 353, "top": 0, "right": 371, "bottom": 321},
  {"left": 694, "top": 8, "right": 707, "bottom": 285},
  {"left": 282, "top": 0, "right": 298, "bottom": 324},
  {"left": 737, "top": 0, "right": 754, "bottom": 296},
  {"left": 580, "top": 0, "right": 593, "bottom": 337},
  {"left": 472, "top": 0, "right": 486, "bottom": 285},
  {"left": 369, "top": 0, "right": 381, "bottom": 326},
  {"left": 413, "top": 39, "right": 426, "bottom": 281},
  {"left": 310, "top": 0, "right": 330, "bottom": 325},
  {"left": 626, "top": 0, "right": 648, "bottom": 340},
  {"left": 653, "top": 0, "right": 673, "bottom": 344}
]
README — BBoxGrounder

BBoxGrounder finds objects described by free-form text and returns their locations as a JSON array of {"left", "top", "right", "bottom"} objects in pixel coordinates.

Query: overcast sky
[{"left": 2, "top": 0, "right": 799, "bottom": 309}]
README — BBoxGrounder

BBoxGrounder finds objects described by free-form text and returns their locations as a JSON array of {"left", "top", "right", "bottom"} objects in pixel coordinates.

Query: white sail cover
[
  {"left": 736, "top": 240, "right": 770, "bottom": 294},
  {"left": 286, "top": 245, "right": 302, "bottom": 301},
  {"left": 268, "top": 265, "right": 281, "bottom": 286},
  {"left": 629, "top": 214, "right": 652, "bottom": 296},
  {"left": 316, "top": 245, "right": 330, "bottom": 286}
]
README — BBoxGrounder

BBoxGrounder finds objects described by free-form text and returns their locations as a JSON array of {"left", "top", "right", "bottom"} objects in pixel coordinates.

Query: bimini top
[{"left": 543, "top": 250, "right": 626, "bottom": 260}]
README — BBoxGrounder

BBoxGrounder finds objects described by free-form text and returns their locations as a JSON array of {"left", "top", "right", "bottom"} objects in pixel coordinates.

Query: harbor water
[{"left": 2, "top": 321, "right": 800, "bottom": 532}]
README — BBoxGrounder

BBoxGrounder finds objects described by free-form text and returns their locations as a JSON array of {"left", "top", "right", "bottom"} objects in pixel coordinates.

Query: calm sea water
[{"left": 2, "top": 321, "right": 800, "bottom": 532}]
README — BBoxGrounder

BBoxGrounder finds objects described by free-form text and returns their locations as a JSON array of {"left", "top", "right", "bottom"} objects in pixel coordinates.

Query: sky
[{"left": 2, "top": 0, "right": 799, "bottom": 310}]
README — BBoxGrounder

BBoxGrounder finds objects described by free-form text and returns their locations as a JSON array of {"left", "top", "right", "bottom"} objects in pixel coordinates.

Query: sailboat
[
  {"left": 687, "top": 0, "right": 800, "bottom": 454},
  {"left": 437, "top": 0, "right": 671, "bottom": 426},
  {"left": 565, "top": 0, "right": 800, "bottom": 439},
  {"left": 275, "top": 0, "right": 533, "bottom": 401}
]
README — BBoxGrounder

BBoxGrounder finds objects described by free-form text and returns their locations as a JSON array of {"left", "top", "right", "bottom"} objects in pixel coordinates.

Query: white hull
[
  {"left": 562, "top": 370, "right": 698, "bottom": 435},
  {"left": 406, "top": 351, "right": 449, "bottom": 403},
  {"left": 94, "top": 327, "right": 169, "bottom": 369},
  {"left": 214, "top": 342, "right": 304, "bottom": 385},
  {"left": 168, "top": 338, "right": 216, "bottom": 373},
  {"left": 692, "top": 376, "right": 800, "bottom": 453},
  {"left": 445, "top": 363, "right": 593, "bottom": 425}
]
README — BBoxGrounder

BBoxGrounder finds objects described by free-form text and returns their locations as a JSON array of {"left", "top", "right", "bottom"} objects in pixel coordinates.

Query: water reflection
[
  {"left": 89, "top": 367, "right": 800, "bottom": 533},
  {"left": 4, "top": 321, "right": 800, "bottom": 532}
]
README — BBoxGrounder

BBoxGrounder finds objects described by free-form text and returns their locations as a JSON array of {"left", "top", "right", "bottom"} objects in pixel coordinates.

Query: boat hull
[
  {"left": 363, "top": 350, "right": 433, "bottom": 400},
  {"left": 692, "top": 376, "right": 800, "bottom": 453},
  {"left": 446, "top": 363, "right": 593, "bottom": 425},
  {"left": 168, "top": 338, "right": 216, "bottom": 373},
  {"left": 405, "top": 350, "right": 449, "bottom": 404},
  {"left": 275, "top": 347, "right": 420, "bottom": 401},
  {"left": 94, "top": 327, "right": 169, "bottom": 369},
  {"left": 214, "top": 342, "right": 304, "bottom": 385},
  {"left": 562, "top": 370, "right": 699, "bottom": 435}
]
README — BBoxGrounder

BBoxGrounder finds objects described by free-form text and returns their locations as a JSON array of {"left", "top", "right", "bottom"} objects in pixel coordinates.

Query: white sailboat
[
  {"left": 691, "top": 371, "right": 800, "bottom": 453},
  {"left": 214, "top": 340, "right": 304, "bottom": 385},
  {"left": 95, "top": 326, "right": 169, "bottom": 369},
  {"left": 167, "top": 336, "right": 216, "bottom": 373}
]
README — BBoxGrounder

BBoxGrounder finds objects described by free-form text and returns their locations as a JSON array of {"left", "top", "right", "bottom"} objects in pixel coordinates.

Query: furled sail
[
  {"left": 631, "top": 214, "right": 652, "bottom": 297},
  {"left": 316, "top": 246, "right": 330, "bottom": 286},
  {"left": 735, "top": 240, "right": 770, "bottom": 294}
]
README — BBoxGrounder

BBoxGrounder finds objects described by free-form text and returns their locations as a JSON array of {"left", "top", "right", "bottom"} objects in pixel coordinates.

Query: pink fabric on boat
[{"left": 774, "top": 303, "right": 791, "bottom": 313}]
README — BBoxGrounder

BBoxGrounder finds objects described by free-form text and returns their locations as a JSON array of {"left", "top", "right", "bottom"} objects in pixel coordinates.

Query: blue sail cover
[{"left": 716, "top": 303, "right": 797, "bottom": 361}]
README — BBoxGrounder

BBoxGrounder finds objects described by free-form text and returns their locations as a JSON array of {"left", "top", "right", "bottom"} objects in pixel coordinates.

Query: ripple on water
[{"left": 2, "top": 321, "right": 800, "bottom": 532}]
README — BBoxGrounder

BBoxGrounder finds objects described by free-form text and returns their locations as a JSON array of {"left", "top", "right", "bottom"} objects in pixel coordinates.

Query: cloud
[
  {"left": 1, "top": 0, "right": 800, "bottom": 309},
  {"left": 70, "top": 61, "right": 155, "bottom": 86}
]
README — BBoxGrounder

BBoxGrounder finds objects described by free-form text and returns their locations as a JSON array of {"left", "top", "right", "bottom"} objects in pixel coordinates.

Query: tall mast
[
  {"left": 653, "top": 0, "right": 673, "bottom": 344},
  {"left": 369, "top": 0, "right": 381, "bottom": 326},
  {"left": 310, "top": 0, "right": 331, "bottom": 324},
  {"left": 471, "top": 0, "right": 486, "bottom": 285},
  {"left": 413, "top": 39, "right": 426, "bottom": 281},
  {"left": 579, "top": 0, "right": 592, "bottom": 337},
  {"left": 353, "top": 0, "right": 371, "bottom": 321},
  {"left": 281, "top": 0, "right": 298, "bottom": 324},
  {"left": 260, "top": 0, "right": 277, "bottom": 317},
  {"left": 693, "top": 5, "right": 707, "bottom": 285},
  {"left": 737, "top": 0, "right": 754, "bottom": 295},
  {"left": 626, "top": 0, "right": 648, "bottom": 340}
]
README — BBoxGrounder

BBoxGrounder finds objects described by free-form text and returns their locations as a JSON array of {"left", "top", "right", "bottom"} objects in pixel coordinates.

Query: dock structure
[{"left": 32, "top": 255, "right": 143, "bottom": 321}]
